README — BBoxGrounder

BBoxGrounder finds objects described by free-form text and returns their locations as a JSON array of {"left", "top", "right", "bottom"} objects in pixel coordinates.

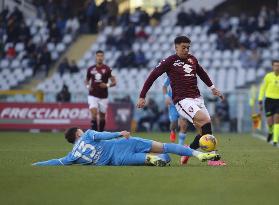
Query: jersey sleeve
[
  {"left": 108, "top": 67, "right": 112, "bottom": 78},
  {"left": 258, "top": 74, "right": 269, "bottom": 101},
  {"left": 86, "top": 68, "right": 91, "bottom": 81},
  {"left": 32, "top": 155, "right": 74, "bottom": 166},
  {"left": 86, "top": 130, "right": 121, "bottom": 141},
  {"left": 196, "top": 63, "right": 213, "bottom": 87},
  {"left": 139, "top": 59, "right": 170, "bottom": 98}
]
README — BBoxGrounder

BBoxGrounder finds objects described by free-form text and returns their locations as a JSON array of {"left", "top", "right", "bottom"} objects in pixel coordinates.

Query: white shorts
[
  {"left": 88, "top": 96, "right": 108, "bottom": 113},
  {"left": 175, "top": 97, "right": 210, "bottom": 123}
]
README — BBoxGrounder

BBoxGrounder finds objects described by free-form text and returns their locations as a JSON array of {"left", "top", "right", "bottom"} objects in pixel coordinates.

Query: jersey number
[{"left": 73, "top": 141, "right": 96, "bottom": 162}]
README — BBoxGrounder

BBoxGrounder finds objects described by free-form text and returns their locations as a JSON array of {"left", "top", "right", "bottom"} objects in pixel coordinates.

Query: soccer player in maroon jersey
[
  {"left": 85, "top": 50, "right": 116, "bottom": 131},
  {"left": 137, "top": 36, "right": 225, "bottom": 165}
]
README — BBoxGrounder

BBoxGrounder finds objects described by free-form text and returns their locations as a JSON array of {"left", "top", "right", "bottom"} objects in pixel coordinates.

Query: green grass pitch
[{"left": 0, "top": 131, "right": 279, "bottom": 205}]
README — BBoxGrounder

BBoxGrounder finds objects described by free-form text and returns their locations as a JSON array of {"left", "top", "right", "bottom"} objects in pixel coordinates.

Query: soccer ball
[{"left": 199, "top": 134, "right": 217, "bottom": 152}]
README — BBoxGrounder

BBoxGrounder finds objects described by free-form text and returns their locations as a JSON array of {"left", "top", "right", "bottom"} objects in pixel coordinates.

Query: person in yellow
[{"left": 258, "top": 60, "right": 279, "bottom": 146}]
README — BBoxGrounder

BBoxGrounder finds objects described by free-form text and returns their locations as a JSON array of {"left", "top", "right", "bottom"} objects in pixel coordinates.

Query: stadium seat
[
  {"left": 0, "top": 59, "right": 10, "bottom": 69},
  {"left": 15, "top": 43, "right": 25, "bottom": 52}
]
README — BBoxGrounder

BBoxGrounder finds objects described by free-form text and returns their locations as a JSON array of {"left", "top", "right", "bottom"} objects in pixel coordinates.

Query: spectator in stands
[
  {"left": 158, "top": 107, "right": 170, "bottom": 132},
  {"left": 134, "top": 50, "right": 147, "bottom": 67},
  {"left": 176, "top": 8, "right": 188, "bottom": 26},
  {"left": 58, "top": 58, "right": 70, "bottom": 76},
  {"left": 239, "top": 45, "right": 251, "bottom": 68},
  {"left": 56, "top": 15, "right": 67, "bottom": 35},
  {"left": 0, "top": 40, "right": 4, "bottom": 58},
  {"left": 69, "top": 60, "right": 79, "bottom": 73},
  {"left": 137, "top": 98, "right": 160, "bottom": 132},
  {"left": 49, "top": 22, "right": 62, "bottom": 43},
  {"left": 247, "top": 48, "right": 261, "bottom": 69},
  {"left": 135, "top": 26, "right": 149, "bottom": 41},
  {"left": 107, "top": 0, "right": 118, "bottom": 26},
  {"left": 162, "top": 1, "right": 171, "bottom": 15},
  {"left": 130, "top": 7, "right": 142, "bottom": 25},
  {"left": 213, "top": 97, "right": 230, "bottom": 132},
  {"left": 105, "top": 34, "right": 117, "bottom": 49},
  {"left": 115, "top": 51, "right": 126, "bottom": 68},
  {"left": 118, "top": 10, "right": 130, "bottom": 26},
  {"left": 85, "top": 0, "right": 99, "bottom": 33},
  {"left": 10, "top": 7, "right": 23, "bottom": 22},
  {"left": 56, "top": 84, "right": 71, "bottom": 102},
  {"left": 38, "top": 46, "right": 52, "bottom": 77},
  {"left": 151, "top": 7, "right": 161, "bottom": 23},
  {"left": 139, "top": 10, "right": 150, "bottom": 26},
  {"left": 6, "top": 46, "right": 16, "bottom": 59}
]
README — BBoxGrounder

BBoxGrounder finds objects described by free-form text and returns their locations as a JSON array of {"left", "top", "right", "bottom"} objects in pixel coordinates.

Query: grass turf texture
[{"left": 0, "top": 132, "right": 279, "bottom": 205}]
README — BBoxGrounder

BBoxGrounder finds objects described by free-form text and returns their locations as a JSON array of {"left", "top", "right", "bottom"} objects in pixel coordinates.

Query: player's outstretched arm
[
  {"left": 32, "top": 156, "right": 73, "bottom": 166},
  {"left": 90, "top": 130, "right": 130, "bottom": 141},
  {"left": 137, "top": 61, "right": 168, "bottom": 108}
]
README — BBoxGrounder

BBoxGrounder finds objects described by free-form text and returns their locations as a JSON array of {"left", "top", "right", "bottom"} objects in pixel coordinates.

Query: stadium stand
[
  {"left": 1, "top": 1, "right": 278, "bottom": 114},
  {"left": 0, "top": 3, "right": 79, "bottom": 92}
]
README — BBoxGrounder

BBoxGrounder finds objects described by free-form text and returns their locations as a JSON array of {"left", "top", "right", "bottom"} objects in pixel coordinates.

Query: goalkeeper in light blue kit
[{"left": 32, "top": 128, "right": 220, "bottom": 166}]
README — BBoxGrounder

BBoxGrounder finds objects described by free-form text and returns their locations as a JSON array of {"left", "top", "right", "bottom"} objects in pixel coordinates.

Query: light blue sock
[
  {"left": 163, "top": 143, "right": 193, "bottom": 156},
  {"left": 178, "top": 132, "right": 186, "bottom": 145}
]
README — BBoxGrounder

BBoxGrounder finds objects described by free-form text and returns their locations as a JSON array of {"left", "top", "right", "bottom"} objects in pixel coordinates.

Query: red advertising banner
[{"left": 0, "top": 102, "right": 133, "bottom": 131}]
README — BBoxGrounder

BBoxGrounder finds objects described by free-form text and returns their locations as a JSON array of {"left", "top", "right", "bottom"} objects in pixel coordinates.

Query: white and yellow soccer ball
[{"left": 199, "top": 134, "right": 217, "bottom": 152}]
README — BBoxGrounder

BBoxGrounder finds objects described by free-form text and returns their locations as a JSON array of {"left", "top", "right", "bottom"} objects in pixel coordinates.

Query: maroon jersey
[
  {"left": 139, "top": 54, "right": 213, "bottom": 104},
  {"left": 86, "top": 64, "right": 112, "bottom": 98}
]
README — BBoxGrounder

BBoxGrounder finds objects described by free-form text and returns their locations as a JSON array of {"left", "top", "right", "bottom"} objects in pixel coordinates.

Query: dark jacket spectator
[{"left": 56, "top": 84, "right": 71, "bottom": 102}]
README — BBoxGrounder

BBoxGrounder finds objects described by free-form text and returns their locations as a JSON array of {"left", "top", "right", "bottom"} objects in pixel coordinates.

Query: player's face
[
  {"left": 76, "top": 129, "right": 84, "bottom": 139},
  {"left": 96, "top": 53, "right": 104, "bottom": 65},
  {"left": 175, "top": 43, "right": 190, "bottom": 59},
  {"left": 272, "top": 62, "right": 279, "bottom": 74}
]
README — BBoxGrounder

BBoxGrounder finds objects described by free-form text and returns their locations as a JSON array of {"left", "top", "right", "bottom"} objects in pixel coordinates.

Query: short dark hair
[
  {"left": 96, "top": 50, "right": 104, "bottom": 54},
  {"left": 272, "top": 59, "right": 279, "bottom": 65},
  {"left": 174, "top": 36, "right": 191, "bottom": 44},
  {"left": 64, "top": 127, "right": 79, "bottom": 144}
]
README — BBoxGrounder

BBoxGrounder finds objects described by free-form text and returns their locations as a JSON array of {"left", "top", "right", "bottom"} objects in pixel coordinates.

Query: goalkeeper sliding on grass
[{"left": 33, "top": 128, "right": 220, "bottom": 166}]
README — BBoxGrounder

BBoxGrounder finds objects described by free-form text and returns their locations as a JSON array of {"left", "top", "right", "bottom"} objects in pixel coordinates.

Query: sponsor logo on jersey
[
  {"left": 188, "top": 58, "right": 194, "bottom": 65},
  {"left": 188, "top": 106, "right": 194, "bottom": 113},
  {"left": 183, "top": 64, "right": 195, "bottom": 77}
]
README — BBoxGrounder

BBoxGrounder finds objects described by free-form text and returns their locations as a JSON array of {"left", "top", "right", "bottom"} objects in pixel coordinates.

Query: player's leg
[
  {"left": 98, "top": 98, "right": 109, "bottom": 131},
  {"left": 121, "top": 153, "right": 171, "bottom": 166},
  {"left": 88, "top": 96, "right": 98, "bottom": 130},
  {"left": 273, "top": 101, "right": 279, "bottom": 146},
  {"left": 265, "top": 98, "right": 274, "bottom": 143},
  {"left": 169, "top": 105, "right": 178, "bottom": 142},
  {"left": 150, "top": 141, "right": 220, "bottom": 162},
  {"left": 178, "top": 117, "right": 188, "bottom": 145},
  {"left": 267, "top": 116, "right": 274, "bottom": 143},
  {"left": 175, "top": 98, "right": 211, "bottom": 150}
]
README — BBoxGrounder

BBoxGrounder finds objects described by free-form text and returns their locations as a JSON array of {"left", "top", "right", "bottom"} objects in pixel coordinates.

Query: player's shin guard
[
  {"left": 99, "top": 119, "right": 106, "bottom": 132},
  {"left": 189, "top": 123, "right": 212, "bottom": 150},
  {"left": 91, "top": 119, "right": 97, "bottom": 130},
  {"left": 189, "top": 134, "right": 201, "bottom": 150},
  {"left": 201, "top": 122, "right": 212, "bottom": 135}
]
